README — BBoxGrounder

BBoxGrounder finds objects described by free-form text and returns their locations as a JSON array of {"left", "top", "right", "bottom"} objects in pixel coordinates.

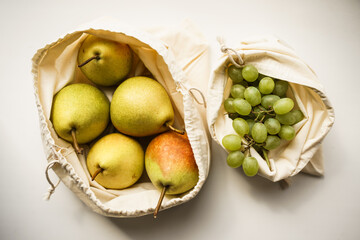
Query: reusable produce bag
[
  {"left": 32, "top": 17, "right": 210, "bottom": 217},
  {"left": 207, "top": 36, "right": 335, "bottom": 182}
]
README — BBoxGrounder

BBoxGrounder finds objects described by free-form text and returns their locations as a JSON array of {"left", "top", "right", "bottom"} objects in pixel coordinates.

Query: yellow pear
[
  {"left": 77, "top": 35, "right": 132, "bottom": 86},
  {"left": 50, "top": 83, "right": 110, "bottom": 154},
  {"left": 110, "top": 76, "right": 183, "bottom": 137},
  {"left": 86, "top": 133, "right": 144, "bottom": 189}
]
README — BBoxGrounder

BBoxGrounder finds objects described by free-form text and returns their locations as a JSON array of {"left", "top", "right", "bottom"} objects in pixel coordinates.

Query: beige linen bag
[
  {"left": 207, "top": 36, "right": 335, "bottom": 182},
  {"left": 32, "top": 17, "right": 210, "bottom": 217}
]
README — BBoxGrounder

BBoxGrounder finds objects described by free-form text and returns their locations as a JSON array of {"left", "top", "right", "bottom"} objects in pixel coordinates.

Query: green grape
[
  {"left": 230, "top": 84, "right": 246, "bottom": 98},
  {"left": 264, "top": 118, "right": 281, "bottom": 135},
  {"left": 273, "top": 80, "right": 288, "bottom": 97},
  {"left": 226, "top": 150, "right": 245, "bottom": 168},
  {"left": 251, "top": 122, "right": 268, "bottom": 143},
  {"left": 258, "top": 77, "right": 275, "bottom": 94},
  {"left": 228, "top": 65, "right": 243, "bottom": 83},
  {"left": 242, "top": 157, "right": 259, "bottom": 177},
  {"left": 233, "top": 98, "right": 252, "bottom": 115},
  {"left": 228, "top": 112, "right": 240, "bottom": 120},
  {"left": 278, "top": 125, "right": 295, "bottom": 140},
  {"left": 275, "top": 109, "right": 304, "bottom": 125},
  {"left": 276, "top": 113, "right": 295, "bottom": 125},
  {"left": 244, "top": 86, "right": 261, "bottom": 106},
  {"left": 242, "top": 65, "right": 259, "bottom": 82},
  {"left": 224, "top": 98, "right": 236, "bottom": 113},
  {"left": 264, "top": 135, "right": 281, "bottom": 150},
  {"left": 222, "top": 134, "right": 242, "bottom": 151},
  {"left": 273, "top": 98, "right": 294, "bottom": 115},
  {"left": 292, "top": 109, "right": 304, "bottom": 124},
  {"left": 261, "top": 95, "right": 280, "bottom": 109},
  {"left": 246, "top": 119, "right": 255, "bottom": 136},
  {"left": 232, "top": 118, "right": 249, "bottom": 136}
]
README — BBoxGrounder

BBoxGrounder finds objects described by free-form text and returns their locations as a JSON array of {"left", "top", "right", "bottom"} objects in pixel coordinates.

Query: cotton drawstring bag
[
  {"left": 207, "top": 36, "right": 335, "bottom": 182},
  {"left": 32, "top": 17, "right": 210, "bottom": 217}
]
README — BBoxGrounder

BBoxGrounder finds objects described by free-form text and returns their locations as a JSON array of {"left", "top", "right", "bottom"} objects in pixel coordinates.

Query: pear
[
  {"left": 110, "top": 76, "right": 184, "bottom": 137},
  {"left": 86, "top": 133, "right": 144, "bottom": 189},
  {"left": 50, "top": 83, "right": 110, "bottom": 154},
  {"left": 77, "top": 35, "right": 132, "bottom": 86},
  {"left": 145, "top": 131, "right": 199, "bottom": 218}
]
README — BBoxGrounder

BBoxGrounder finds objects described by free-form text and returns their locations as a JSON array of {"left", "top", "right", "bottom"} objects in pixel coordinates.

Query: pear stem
[
  {"left": 71, "top": 129, "right": 83, "bottom": 154},
  {"left": 165, "top": 122, "right": 185, "bottom": 135},
  {"left": 91, "top": 168, "right": 103, "bottom": 181},
  {"left": 78, "top": 55, "right": 100, "bottom": 67},
  {"left": 154, "top": 186, "right": 167, "bottom": 219}
]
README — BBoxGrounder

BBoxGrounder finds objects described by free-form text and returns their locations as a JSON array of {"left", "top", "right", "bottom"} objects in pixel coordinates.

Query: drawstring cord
[
  {"left": 43, "top": 160, "right": 61, "bottom": 200},
  {"left": 189, "top": 88, "right": 207, "bottom": 108},
  {"left": 176, "top": 81, "right": 207, "bottom": 109},
  {"left": 217, "top": 36, "right": 245, "bottom": 67}
]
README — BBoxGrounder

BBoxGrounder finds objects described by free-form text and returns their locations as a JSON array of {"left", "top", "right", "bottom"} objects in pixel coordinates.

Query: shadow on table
[{"left": 107, "top": 140, "right": 326, "bottom": 239}]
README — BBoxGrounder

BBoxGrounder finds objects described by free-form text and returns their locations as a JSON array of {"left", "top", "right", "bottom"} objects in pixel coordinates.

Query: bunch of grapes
[{"left": 222, "top": 64, "right": 304, "bottom": 177}]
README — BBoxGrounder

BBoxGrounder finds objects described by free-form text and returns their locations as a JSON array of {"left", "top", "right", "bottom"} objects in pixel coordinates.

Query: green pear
[
  {"left": 110, "top": 76, "right": 184, "bottom": 137},
  {"left": 86, "top": 133, "right": 144, "bottom": 189},
  {"left": 50, "top": 83, "right": 110, "bottom": 154},
  {"left": 145, "top": 131, "right": 199, "bottom": 218},
  {"left": 77, "top": 35, "right": 132, "bottom": 86}
]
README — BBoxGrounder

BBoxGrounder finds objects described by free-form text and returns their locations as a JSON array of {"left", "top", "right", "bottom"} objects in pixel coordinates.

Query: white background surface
[{"left": 0, "top": 0, "right": 359, "bottom": 239}]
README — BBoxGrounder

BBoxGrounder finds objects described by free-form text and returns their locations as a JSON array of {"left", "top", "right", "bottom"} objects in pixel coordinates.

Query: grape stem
[
  {"left": 252, "top": 107, "right": 275, "bottom": 122},
  {"left": 259, "top": 115, "right": 266, "bottom": 123},
  {"left": 244, "top": 134, "right": 255, "bottom": 144},
  {"left": 242, "top": 134, "right": 255, "bottom": 156},
  {"left": 262, "top": 149, "right": 272, "bottom": 170},
  {"left": 242, "top": 144, "right": 251, "bottom": 154},
  {"left": 251, "top": 108, "right": 274, "bottom": 115},
  {"left": 243, "top": 134, "right": 273, "bottom": 172}
]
